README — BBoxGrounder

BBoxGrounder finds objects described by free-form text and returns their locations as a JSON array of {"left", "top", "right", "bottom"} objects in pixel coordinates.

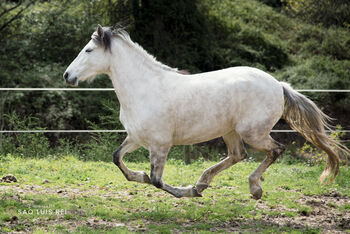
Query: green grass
[{"left": 0, "top": 154, "right": 349, "bottom": 233}]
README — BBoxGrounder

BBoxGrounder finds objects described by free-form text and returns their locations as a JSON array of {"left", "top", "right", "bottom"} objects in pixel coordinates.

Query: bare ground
[{"left": 1, "top": 184, "right": 349, "bottom": 233}]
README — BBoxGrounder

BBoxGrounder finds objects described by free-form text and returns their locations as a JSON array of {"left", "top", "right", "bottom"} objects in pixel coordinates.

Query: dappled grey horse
[{"left": 64, "top": 25, "right": 349, "bottom": 199}]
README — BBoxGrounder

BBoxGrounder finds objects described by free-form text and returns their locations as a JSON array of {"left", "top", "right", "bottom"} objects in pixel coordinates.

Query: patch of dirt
[
  {"left": 0, "top": 184, "right": 130, "bottom": 200},
  {"left": 250, "top": 190, "right": 350, "bottom": 233},
  {"left": 3, "top": 216, "right": 127, "bottom": 233},
  {"left": 1, "top": 184, "right": 349, "bottom": 233}
]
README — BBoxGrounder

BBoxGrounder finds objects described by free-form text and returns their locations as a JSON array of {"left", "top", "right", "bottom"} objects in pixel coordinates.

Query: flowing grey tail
[{"left": 281, "top": 82, "right": 349, "bottom": 183}]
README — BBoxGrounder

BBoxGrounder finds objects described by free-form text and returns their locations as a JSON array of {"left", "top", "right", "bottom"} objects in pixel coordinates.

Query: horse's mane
[{"left": 93, "top": 25, "right": 180, "bottom": 73}]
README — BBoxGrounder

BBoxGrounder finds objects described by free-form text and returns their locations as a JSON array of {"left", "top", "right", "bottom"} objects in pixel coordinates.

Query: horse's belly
[
  {"left": 173, "top": 111, "right": 236, "bottom": 145},
  {"left": 173, "top": 127, "right": 232, "bottom": 145}
]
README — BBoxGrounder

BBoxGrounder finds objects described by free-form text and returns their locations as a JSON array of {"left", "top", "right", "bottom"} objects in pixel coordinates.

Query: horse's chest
[{"left": 119, "top": 106, "right": 173, "bottom": 144}]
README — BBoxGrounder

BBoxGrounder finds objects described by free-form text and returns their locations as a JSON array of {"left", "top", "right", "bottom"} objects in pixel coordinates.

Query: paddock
[{"left": 1, "top": 156, "right": 350, "bottom": 232}]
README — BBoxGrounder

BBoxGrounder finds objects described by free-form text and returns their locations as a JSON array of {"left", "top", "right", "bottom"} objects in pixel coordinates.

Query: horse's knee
[{"left": 231, "top": 148, "right": 246, "bottom": 163}]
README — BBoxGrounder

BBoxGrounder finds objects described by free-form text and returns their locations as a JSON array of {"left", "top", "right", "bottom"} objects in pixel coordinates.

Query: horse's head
[{"left": 63, "top": 25, "right": 112, "bottom": 86}]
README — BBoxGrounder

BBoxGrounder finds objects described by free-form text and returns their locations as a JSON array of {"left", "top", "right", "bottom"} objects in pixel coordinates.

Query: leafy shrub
[
  {"left": 284, "top": 0, "right": 350, "bottom": 27},
  {"left": 203, "top": 0, "right": 290, "bottom": 71},
  {"left": 258, "top": 0, "right": 284, "bottom": 8},
  {"left": 291, "top": 25, "right": 350, "bottom": 60},
  {"left": 235, "top": 28, "right": 288, "bottom": 70},
  {"left": 1, "top": 113, "right": 51, "bottom": 158},
  {"left": 277, "top": 141, "right": 303, "bottom": 165},
  {"left": 296, "top": 126, "right": 348, "bottom": 166},
  {"left": 275, "top": 56, "right": 350, "bottom": 109}
]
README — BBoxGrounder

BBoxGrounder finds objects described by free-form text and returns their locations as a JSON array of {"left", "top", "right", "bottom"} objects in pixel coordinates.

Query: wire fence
[
  {"left": 0, "top": 88, "right": 115, "bottom": 91},
  {"left": 1, "top": 88, "right": 349, "bottom": 133},
  {"left": 1, "top": 130, "right": 350, "bottom": 133},
  {"left": 0, "top": 130, "right": 126, "bottom": 133},
  {"left": 1, "top": 88, "right": 350, "bottom": 92}
]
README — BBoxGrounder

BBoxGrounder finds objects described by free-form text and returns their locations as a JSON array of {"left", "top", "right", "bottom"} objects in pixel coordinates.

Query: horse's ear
[{"left": 97, "top": 24, "right": 104, "bottom": 39}]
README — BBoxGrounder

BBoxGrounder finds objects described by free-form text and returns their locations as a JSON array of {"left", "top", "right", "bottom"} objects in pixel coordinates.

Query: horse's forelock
[{"left": 92, "top": 27, "right": 113, "bottom": 51}]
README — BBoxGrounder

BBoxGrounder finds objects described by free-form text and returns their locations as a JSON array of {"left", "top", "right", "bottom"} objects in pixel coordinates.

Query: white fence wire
[
  {"left": 0, "top": 88, "right": 115, "bottom": 91},
  {"left": 1, "top": 88, "right": 349, "bottom": 133},
  {"left": 0, "top": 130, "right": 126, "bottom": 133},
  {"left": 1, "top": 88, "right": 350, "bottom": 92},
  {"left": 1, "top": 130, "right": 350, "bottom": 133}
]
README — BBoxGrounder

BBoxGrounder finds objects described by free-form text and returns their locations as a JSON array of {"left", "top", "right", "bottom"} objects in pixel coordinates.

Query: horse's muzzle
[{"left": 63, "top": 72, "right": 78, "bottom": 86}]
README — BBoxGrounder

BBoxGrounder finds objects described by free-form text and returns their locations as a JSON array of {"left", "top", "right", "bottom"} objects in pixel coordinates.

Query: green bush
[
  {"left": 296, "top": 125, "right": 348, "bottom": 166},
  {"left": 275, "top": 56, "right": 350, "bottom": 109},
  {"left": 1, "top": 114, "right": 51, "bottom": 158},
  {"left": 284, "top": 0, "right": 350, "bottom": 27},
  {"left": 258, "top": 0, "right": 284, "bottom": 8},
  {"left": 291, "top": 25, "right": 350, "bottom": 60}
]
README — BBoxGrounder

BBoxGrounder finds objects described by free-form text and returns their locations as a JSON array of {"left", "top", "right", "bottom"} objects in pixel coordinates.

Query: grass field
[{"left": 0, "top": 154, "right": 349, "bottom": 233}]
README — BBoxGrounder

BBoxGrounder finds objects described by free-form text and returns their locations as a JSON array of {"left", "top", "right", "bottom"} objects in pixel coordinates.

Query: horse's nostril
[{"left": 63, "top": 72, "right": 69, "bottom": 81}]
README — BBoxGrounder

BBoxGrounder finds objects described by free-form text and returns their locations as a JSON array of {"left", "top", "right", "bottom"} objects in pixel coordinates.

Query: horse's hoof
[
  {"left": 251, "top": 187, "right": 263, "bottom": 200},
  {"left": 195, "top": 183, "right": 208, "bottom": 194}
]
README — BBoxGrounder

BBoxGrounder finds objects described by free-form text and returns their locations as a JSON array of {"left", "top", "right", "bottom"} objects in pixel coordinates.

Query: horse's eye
[{"left": 85, "top": 48, "right": 93, "bottom": 53}]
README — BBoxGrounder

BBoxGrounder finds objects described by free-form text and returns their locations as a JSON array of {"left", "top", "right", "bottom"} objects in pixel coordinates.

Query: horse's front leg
[
  {"left": 149, "top": 147, "right": 202, "bottom": 198},
  {"left": 113, "top": 137, "right": 151, "bottom": 184}
]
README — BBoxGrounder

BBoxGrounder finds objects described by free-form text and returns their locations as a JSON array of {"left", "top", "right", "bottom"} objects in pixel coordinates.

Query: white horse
[{"left": 64, "top": 25, "right": 348, "bottom": 199}]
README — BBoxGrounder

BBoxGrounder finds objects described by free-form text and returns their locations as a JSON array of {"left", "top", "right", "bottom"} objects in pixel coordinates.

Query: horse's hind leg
[
  {"left": 113, "top": 137, "right": 151, "bottom": 184},
  {"left": 241, "top": 134, "right": 285, "bottom": 200},
  {"left": 194, "top": 131, "right": 247, "bottom": 194}
]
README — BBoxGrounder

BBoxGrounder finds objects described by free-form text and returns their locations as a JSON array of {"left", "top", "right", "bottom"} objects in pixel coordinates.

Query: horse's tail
[{"left": 280, "top": 82, "right": 349, "bottom": 183}]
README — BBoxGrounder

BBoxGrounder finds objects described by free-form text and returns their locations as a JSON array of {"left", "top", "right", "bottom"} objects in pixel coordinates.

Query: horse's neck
[{"left": 109, "top": 40, "right": 172, "bottom": 108}]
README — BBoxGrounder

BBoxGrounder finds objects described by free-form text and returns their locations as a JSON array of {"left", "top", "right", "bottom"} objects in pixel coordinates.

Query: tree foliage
[
  {"left": 284, "top": 0, "right": 350, "bottom": 27},
  {"left": 0, "top": 0, "right": 349, "bottom": 150}
]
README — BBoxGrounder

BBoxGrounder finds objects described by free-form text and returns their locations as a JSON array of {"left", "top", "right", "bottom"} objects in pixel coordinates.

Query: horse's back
[
  {"left": 186, "top": 66, "right": 284, "bottom": 111},
  {"left": 191, "top": 66, "right": 280, "bottom": 87}
]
